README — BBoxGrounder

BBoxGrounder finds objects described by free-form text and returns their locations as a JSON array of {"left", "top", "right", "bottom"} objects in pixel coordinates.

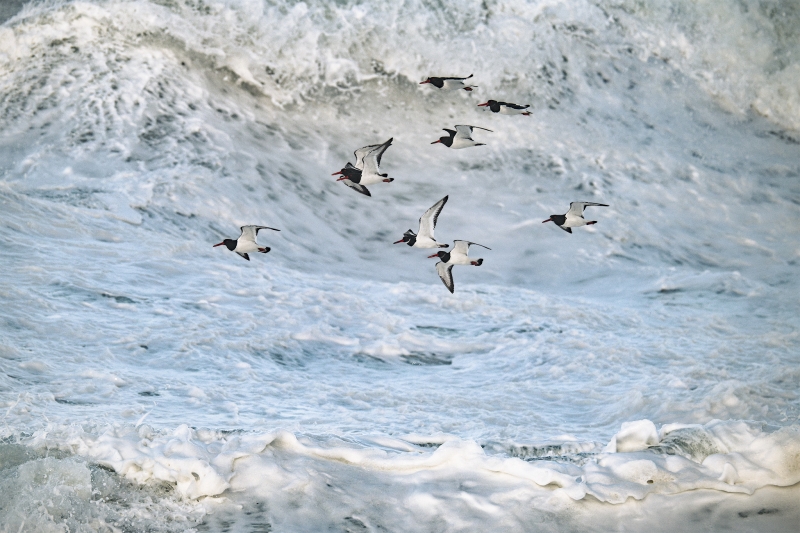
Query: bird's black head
[
  {"left": 420, "top": 77, "right": 444, "bottom": 88},
  {"left": 332, "top": 163, "right": 362, "bottom": 183},
  {"left": 427, "top": 250, "right": 450, "bottom": 261},
  {"left": 478, "top": 100, "right": 501, "bottom": 112},
  {"left": 543, "top": 214, "right": 566, "bottom": 226},
  {"left": 213, "top": 238, "right": 238, "bottom": 251},
  {"left": 431, "top": 130, "right": 455, "bottom": 147},
  {"left": 393, "top": 230, "right": 416, "bottom": 246},
  {"left": 393, "top": 230, "right": 417, "bottom": 246}
]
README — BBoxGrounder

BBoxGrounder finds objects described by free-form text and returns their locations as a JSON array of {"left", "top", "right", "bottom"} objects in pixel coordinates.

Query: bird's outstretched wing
[
  {"left": 454, "top": 125, "right": 493, "bottom": 138},
  {"left": 567, "top": 202, "right": 608, "bottom": 217},
  {"left": 453, "top": 125, "right": 474, "bottom": 139},
  {"left": 418, "top": 195, "right": 448, "bottom": 240},
  {"left": 343, "top": 180, "right": 371, "bottom": 197},
  {"left": 354, "top": 144, "right": 383, "bottom": 170},
  {"left": 362, "top": 138, "right": 393, "bottom": 175},
  {"left": 236, "top": 252, "right": 251, "bottom": 261},
  {"left": 239, "top": 225, "right": 259, "bottom": 242},
  {"left": 453, "top": 125, "right": 493, "bottom": 141},
  {"left": 442, "top": 74, "right": 472, "bottom": 81},
  {"left": 240, "top": 225, "right": 279, "bottom": 242},
  {"left": 435, "top": 262, "right": 455, "bottom": 293},
  {"left": 453, "top": 240, "right": 491, "bottom": 255}
]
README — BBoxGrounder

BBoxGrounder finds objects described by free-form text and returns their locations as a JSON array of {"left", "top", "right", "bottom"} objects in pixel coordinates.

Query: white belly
[
  {"left": 451, "top": 138, "right": 479, "bottom": 149},
  {"left": 563, "top": 215, "right": 588, "bottom": 228},
  {"left": 441, "top": 80, "right": 465, "bottom": 90},
  {"left": 413, "top": 236, "right": 440, "bottom": 248},
  {"left": 235, "top": 241, "right": 260, "bottom": 253},
  {"left": 359, "top": 172, "right": 385, "bottom": 185},
  {"left": 447, "top": 253, "right": 472, "bottom": 265}
]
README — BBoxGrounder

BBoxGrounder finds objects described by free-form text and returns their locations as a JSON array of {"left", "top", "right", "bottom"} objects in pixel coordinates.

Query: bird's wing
[
  {"left": 236, "top": 252, "right": 251, "bottom": 261},
  {"left": 559, "top": 226, "right": 573, "bottom": 234},
  {"left": 454, "top": 240, "right": 491, "bottom": 254},
  {"left": 454, "top": 125, "right": 474, "bottom": 139},
  {"left": 343, "top": 180, "right": 371, "bottom": 197},
  {"left": 453, "top": 240, "right": 490, "bottom": 254},
  {"left": 239, "top": 225, "right": 259, "bottom": 243},
  {"left": 452, "top": 240, "right": 471, "bottom": 255},
  {"left": 441, "top": 74, "right": 472, "bottom": 81},
  {"left": 252, "top": 226, "right": 280, "bottom": 235},
  {"left": 362, "top": 138, "right": 393, "bottom": 174},
  {"left": 454, "top": 125, "right": 492, "bottom": 138},
  {"left": 418, "top": 195, "right": 448, "bottom": 240},
  {"left": 354, "top": 143, "right": 384, "bottom": 170},
  {"left": 436, "top": 262, "right": 455, "bottom": 293},
  {"left": 568, "top": 202, "right": 608, "bottom": 217}
]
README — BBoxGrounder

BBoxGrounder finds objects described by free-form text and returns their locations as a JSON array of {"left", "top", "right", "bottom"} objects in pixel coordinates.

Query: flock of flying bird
[{"left": 214, "top": 74, "right": 608, "bottom": 293}]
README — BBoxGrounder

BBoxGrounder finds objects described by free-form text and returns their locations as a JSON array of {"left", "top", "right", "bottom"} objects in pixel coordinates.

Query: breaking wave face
[{"left": 1, "top": 0, "right": 799, "bottom": 531}]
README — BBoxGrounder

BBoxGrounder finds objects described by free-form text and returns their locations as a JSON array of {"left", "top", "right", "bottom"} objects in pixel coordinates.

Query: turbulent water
[{"left": 1, "top": 0, "right": 799, "bottom": 531}]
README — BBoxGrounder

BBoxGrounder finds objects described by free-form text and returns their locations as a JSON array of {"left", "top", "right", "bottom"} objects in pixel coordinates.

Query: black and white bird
[
  {"left": 394, "top": 196, "right": 450, "bottom": 249},
  {"left": 428, "top": 240, "right": 491, "bottom": 293},
  {"left": 542, "top": 202, "right": 609, "bottom": 233},
  {"left": 333, "top": 138, "right": 394, "bottom": 196},
  {"left": 213, "top": 225, "right": 280, "bottom": 261},
  {"left": 420, "top": 74, "right": 476, "bottom": 91},
  {"left": 478, "top": 100, "right": 531, "bottom": 116},
  {"left": 431, "top": 125, "right": 493, "bottom": 149}
]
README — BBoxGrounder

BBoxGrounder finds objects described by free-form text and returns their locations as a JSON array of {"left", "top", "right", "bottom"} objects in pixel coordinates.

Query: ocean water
[{"left": 1, "top": 0, "right": 799, "bottom": 531}]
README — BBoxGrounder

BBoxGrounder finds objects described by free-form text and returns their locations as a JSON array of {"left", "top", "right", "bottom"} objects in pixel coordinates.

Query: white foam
[{"left": 9, "top": 419, "right": 796, "bottom": 529}]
